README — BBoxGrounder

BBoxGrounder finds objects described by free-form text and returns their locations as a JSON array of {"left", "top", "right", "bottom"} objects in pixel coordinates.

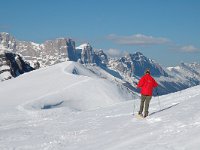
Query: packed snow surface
[{"left": 1, "top": 61, "right": 200, "bottom": 150}]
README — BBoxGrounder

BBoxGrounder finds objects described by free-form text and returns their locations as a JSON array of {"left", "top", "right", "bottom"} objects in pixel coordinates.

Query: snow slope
[
  {"left": 1, "top": 61, "right": 200, "bottom": 149},
  {"left": 0, "top": 61, "right": 133, "bottom": 113}
]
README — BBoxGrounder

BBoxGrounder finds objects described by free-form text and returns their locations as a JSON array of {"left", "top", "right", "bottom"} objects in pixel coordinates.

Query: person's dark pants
[{"left": 138, "top": 95, "right": 152, "bottom": 117}]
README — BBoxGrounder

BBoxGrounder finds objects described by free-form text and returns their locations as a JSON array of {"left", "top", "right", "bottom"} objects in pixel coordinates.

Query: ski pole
[
  {"left": 133, "top": 99, "right": 136, "bottom": 115},
  {"left": 133, "top": 94, "right": 135, "bottom": 115},
  {"left": 132, "top": 90, "right": 139, "bottom": 115},
  {"left": 132, "top": 82, "right": 138, "bottom": 115}
]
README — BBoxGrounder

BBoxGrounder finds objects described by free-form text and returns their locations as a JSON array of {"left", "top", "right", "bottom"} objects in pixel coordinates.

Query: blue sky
[{"left": 0, "top": 0, "right": 200, "bottom": 66}]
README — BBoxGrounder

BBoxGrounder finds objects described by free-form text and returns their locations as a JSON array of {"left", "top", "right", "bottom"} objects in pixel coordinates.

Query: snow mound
[
  {"left": 22, "top": 76, "right": 132, "bottom": 112},
  {"left": 0, "top": 61, "right": 133, "bottom": 113}
]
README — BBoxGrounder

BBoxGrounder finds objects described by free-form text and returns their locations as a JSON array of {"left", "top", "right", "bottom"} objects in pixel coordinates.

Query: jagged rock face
[
  {"left": 66, "top": 39, "right": 76, "bottom": 61},
  {"left": 93, "top": 50, "right": 108, "bottom": 67},
  {"left": 180, "top": 63, "right": 200, "bottom": 76},
  {"left": 0, "top": 52, "right": 34, "bottom": 81},
  {"left": 190, "top": 62, "right": 200, "bottom": 72},
  {"left": 42, "top": 38, "right": 76, "bottom": 60},
  {"left": 41, "top": 38, "right": 76, "bottom": 65},
  {"left": 109, "top": 59, "right": 130, "bottom": 74},
  {"left": 76, "top": 44, "right": 109, "bottom": 67},
  {"left": 127, "top": 52, "right": 168, "bottom": 77},
  {"left": 0, "top": 52, "right": 12, "bottom": 81},
  {"left": 0, "top": 33, "right": 107, "bottom": 68},
  {"left": 16, "top": 41, "right": 41, "bottom": 57},
  {"left": 0, "top": 32, "right": 17, "bottom": 50},
  {"left": 167, "top": 62, "right": 200, "bottom": 86},
  {"left": 109, "top": 52, "right": 168, "bottom": 77},
  {"left": 76, "top": 43, "right": 94, "bottom": 64},
  {"left": 0, "top": 33, "right": 77, "bottom": 67}
]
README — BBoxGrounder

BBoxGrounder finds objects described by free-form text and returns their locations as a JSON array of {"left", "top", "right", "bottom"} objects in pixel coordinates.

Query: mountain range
[{"left": 0, "top": 32, "right": 200, "bottom": 95}]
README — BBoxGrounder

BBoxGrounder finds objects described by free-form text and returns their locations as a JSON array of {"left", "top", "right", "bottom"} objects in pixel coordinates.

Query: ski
[{"left": 134, "top": 114, "right": 145, "bottom": 119}]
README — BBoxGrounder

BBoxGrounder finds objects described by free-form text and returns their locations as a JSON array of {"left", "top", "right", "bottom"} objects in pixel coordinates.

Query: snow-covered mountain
[
  {"left": 0, "top": 32, "right": 107, "bottom": 68},
  {"left": 76, "top": 43, "right": 94, "bottom": 64},
  {"left": 0, "top": 32, "right": 17, "bottom": 50},
  {"left": 0, "top": 32, "right": 77, "bottom": 67},
  {"left": 106, "top": 52, "right": 200, "bottom": 95},
  {"left": 108, "top": 52, "right": 168, "bottom": 77},
  {"left": 167, "top": 62, "right": 200, "bottom": 85},
  {"left": 1, "top": 32, "right": 200, "bottom": 96},
  {"left": 154, "top": 62, "right": 200, "bottom": 94},
  {"left": 1, "top": 60, "right": 200, "bottom": 149}
]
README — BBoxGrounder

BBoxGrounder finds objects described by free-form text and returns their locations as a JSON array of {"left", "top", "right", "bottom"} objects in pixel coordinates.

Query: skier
[{"left": 136, "top": 69, "right": 158, "bottom": 118}]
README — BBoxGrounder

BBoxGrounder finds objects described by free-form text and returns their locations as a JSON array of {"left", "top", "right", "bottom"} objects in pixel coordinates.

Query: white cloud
[
  {"left": 106, "top": 48, "right": 127, "bottom": 58},
  {"left": 107, "top": 34, "right": 170, "bottom": 46},
  {"left": 179, "top": 45, "right": 200, "bottom": 52}
]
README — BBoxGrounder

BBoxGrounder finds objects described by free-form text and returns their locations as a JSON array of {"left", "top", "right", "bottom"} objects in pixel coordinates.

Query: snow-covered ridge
[{"left": 0, "top": 61, "right": 134, "bottom": 113}]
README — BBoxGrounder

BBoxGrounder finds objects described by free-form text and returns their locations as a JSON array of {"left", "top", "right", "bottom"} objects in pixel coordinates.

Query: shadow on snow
[
  {"left": 42, "top": 101, "right": 64, "bottom": 109},
  {"left": 149, "top": 103, "right": 179, "bottom": 116}
]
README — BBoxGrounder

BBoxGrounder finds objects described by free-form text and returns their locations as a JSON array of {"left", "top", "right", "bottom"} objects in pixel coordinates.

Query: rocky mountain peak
[
  {"left": 76, "top": 43, "right": 94, "bottom": 64},
  {"left": 0, "top": 51, "right": 34, "bottom": 81},
  {"left": 0, "top": 32, "right": 17, "bottom": 50},
  {"left": 109, "top": 51, "right": 168, "bottom": 77}
]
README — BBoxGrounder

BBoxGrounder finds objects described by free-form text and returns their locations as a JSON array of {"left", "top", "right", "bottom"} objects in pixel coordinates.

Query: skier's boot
[
  {"left": 144, "top": 112, "right": 148, "bottom": 118},
  {"left": 138, "top": 112, "right": 143, "bottom": 117}
]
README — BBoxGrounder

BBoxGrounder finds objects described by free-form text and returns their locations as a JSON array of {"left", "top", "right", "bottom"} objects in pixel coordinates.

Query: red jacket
[{"left": 137, "top": 74, "right": 158, "bottom": 96}]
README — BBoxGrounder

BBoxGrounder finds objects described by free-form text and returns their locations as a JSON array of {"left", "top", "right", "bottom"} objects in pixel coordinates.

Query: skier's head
[{"left": 145, "top": 68, "right": 150, "bottom": 74}]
